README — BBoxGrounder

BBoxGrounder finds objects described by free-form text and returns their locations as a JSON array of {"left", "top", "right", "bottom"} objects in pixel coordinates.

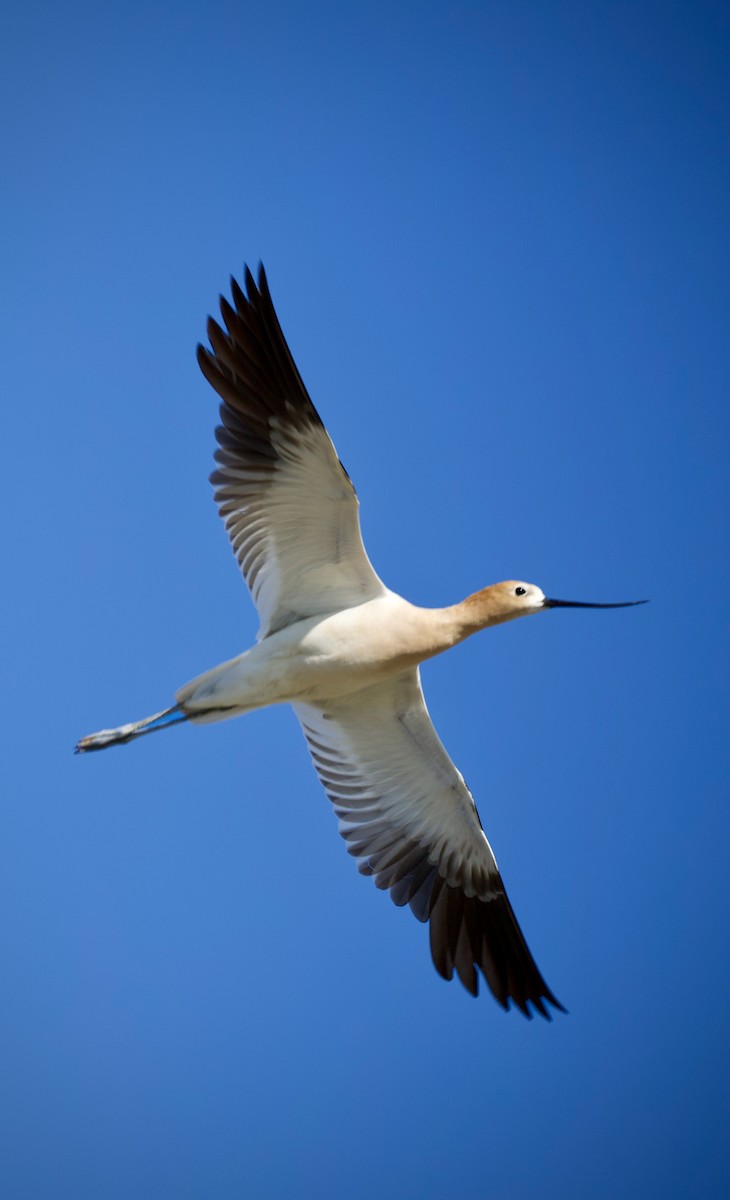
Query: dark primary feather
[
  {"left": 375, "top": 812, "right": 562, "bottom": 1018},
  {"left": 197, "top": 263, "right": 324, "bottom": 454}
]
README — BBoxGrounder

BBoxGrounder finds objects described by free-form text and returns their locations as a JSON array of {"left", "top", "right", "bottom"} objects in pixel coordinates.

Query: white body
[{"left": 178, "top": 592, "right": 458, "bottom": 716}]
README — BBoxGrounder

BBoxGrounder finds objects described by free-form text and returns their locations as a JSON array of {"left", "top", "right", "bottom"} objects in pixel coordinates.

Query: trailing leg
[{"left": 75, "top": 705, "right": 191, "bottom": 753}]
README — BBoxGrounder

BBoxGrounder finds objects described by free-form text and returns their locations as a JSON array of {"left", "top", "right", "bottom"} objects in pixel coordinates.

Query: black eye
[{"left": 515, "top": 587, "right": 526, "bottom": 596}]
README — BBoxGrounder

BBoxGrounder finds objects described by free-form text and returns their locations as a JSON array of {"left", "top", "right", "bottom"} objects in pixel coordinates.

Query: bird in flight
[{"left": 77, "top": 265, "right": 645, "bottom": 1018}]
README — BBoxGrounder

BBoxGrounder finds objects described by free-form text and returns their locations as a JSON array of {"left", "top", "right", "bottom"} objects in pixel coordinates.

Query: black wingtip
[
  {"left": 225, "top": 262, "right": 268, "bottom": 311},
  {"left": 502, "top": 990, "right": 567, "bottom": 1021},
  {"left": 229, "top": 273, "right": 246, "bottom": 311},
  {"left": 425, "top": 878, "right": 567, "bottom": 1020},
  {"left": 243, "top": 263, "right": 257, "bottom": 299}
]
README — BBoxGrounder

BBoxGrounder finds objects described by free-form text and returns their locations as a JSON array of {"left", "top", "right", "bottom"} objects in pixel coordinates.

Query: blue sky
[{"left": 2, "top": 1, "right": 729, "bottom": 1196}]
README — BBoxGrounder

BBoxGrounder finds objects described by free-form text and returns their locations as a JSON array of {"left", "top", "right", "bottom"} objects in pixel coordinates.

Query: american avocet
[{"left": 77, "top": 266, "right": 646, "bottom": 1018}]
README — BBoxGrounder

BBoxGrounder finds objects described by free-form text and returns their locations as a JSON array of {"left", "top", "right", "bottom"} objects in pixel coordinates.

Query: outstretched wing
[
  {"left": 198, "top": 265, "right": 387, "bottom": 638},
  {"left": 294, "top": 669, "right": 563, "bottom": 1018}
]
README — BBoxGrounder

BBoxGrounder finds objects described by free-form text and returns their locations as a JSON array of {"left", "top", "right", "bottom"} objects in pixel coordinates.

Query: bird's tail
[{"left": 75, "top": 705, "right": 190, "bottom": 753}]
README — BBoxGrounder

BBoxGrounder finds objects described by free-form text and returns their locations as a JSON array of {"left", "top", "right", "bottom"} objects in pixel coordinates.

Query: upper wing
[
  {"left": 198, "top": 265, "right": 387, "bottom": 638},
  {"left": 294, "top": 670, "right": 564, "bottom": 1018}
]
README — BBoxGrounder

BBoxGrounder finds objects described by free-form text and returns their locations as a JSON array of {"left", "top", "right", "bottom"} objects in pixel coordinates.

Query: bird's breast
[{"left": 286, "top": 594, "right": 457, "bottom": 695}]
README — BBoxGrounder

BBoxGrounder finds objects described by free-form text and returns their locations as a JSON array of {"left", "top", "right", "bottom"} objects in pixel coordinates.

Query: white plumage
[{"left": 78, "top": 265, "right": 644, "bottom": 1017}]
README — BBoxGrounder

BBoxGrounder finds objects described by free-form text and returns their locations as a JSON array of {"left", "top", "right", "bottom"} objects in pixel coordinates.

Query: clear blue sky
[{"left": 2, "top": 2, "right": 728, "bottom": 1196}]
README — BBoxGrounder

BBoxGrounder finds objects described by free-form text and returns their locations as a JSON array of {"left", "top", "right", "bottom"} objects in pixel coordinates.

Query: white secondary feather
[
  {"left": 217, "top": 417, "right": 386, "bottom": 639},
  {"left": 294, "top": 669, "right": 501, "bottom": 905}
]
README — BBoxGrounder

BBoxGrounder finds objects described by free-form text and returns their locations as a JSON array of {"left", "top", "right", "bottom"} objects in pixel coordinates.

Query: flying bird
[{"left": 77, "top": 265, "right": 645, "bottom": 1018}]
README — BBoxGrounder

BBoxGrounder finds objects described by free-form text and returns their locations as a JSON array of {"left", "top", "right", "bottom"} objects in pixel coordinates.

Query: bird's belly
[
  {"left": 281, "top": 645, "right": 416, "bottom": 700},
  {"left": 286, "top": 604, "right": 429, "bottom": 697}
]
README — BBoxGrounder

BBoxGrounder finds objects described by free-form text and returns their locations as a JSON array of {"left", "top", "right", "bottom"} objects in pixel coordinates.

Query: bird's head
[
  {"left": 459, "top": 581, "right": 647, "bottom": 633},
  {"left": 485, "top": 581, "right": 548, "bottom": 623}
]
